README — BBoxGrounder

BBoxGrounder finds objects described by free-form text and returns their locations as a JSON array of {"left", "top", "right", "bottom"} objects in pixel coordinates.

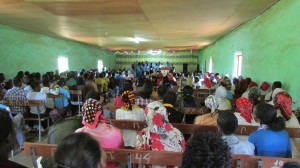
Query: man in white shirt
[{"left": 27, "top": 81, "right": 47, "bottom": 115}]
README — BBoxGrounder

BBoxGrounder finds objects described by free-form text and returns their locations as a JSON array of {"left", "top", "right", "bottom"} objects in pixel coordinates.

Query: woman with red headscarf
[
  {"left": 234, "top": 97, "right": 259, "bottom": 126},
  {"left": 270, "top": 88, "right": 300, "bottom": 128},
  {"left": 76, "top": 98, "right": 124, "bottom": 168},
  {"left": 200, "top": 77, "right": 212, "bottom": 89}
]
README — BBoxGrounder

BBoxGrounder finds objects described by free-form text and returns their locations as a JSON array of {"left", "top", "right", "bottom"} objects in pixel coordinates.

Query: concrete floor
[{"left": 9, "top": 131, "right": 48, "bottom": 168}]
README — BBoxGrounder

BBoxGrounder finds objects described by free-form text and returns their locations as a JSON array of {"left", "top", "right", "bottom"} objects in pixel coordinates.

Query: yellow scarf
[{"left": 163, "top": 103, "right": 174, "bottom": 108}]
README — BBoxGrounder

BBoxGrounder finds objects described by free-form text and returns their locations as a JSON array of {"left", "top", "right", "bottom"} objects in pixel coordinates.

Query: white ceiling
[{"left": 0, "top": 0, "right": 279, "bottom": 50}]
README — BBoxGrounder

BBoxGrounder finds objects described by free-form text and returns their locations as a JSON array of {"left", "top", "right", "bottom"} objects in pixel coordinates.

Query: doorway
[{"left": 183, "top": 64, "right": 188, "bottom": 73}]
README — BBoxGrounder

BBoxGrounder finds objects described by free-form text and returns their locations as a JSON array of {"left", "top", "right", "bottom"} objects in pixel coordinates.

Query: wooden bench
[
  {"left": 0, "top": 99, "right": 49, "bottom": 142},
  {"left": 108, "top": 119, "right": 300, "bottom": 138},
  {"left": 24, "top": 142, "right": 300, "bottom": 168},
  {"left": 104, "top": 106, "right": 206, "bottom": 121},
  {"left": 195, "top": 89, "right": 216, "bottom": 97},
  {"left": 69, "top": 90, "right": 83, "bottom": 114},
  {"left": 47, "top": 93, "right": 65, "bottom": 108},
  {"left": 246, "top": 155, "right": 300, "bottom": 168}
]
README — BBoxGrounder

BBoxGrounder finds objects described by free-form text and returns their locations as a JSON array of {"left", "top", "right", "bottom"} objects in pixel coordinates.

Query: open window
[
  {"left": 58, "top": 56, "right": 69, "bottom": 73},
  {"left": 208, "top": 57, "right": 213, "bottom": 73},
  {"left": 234, "top": 51, "right": 243, "bottom": 77},
  {"left": 98, "top": 60, "right": 103, "bottom": 72}
]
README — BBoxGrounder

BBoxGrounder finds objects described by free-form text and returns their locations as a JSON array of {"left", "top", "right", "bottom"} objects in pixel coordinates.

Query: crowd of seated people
[{"left": 1, "top": 67, "right": 300, "bottom": 167}]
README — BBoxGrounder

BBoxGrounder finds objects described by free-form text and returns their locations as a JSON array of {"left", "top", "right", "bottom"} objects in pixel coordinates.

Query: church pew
[
  {"left": 104, "top": 106, "right": 207, "bottom": 123},
  {"left": 195, "top": 89, "right": 216, "bottom": 97},
  {"left": 0, "top": 99, "right": 48, "bottom": 142},
  {"left": 23, "top": 142, "right": 251, "bottom": 168},
  {"left": 246, "top": 155, "right": 300, "bottom": 168},
  {"left": 108, "top": 119, "right": 300, "bottom": 138},
  {"left": 24, "top": 142, "right": 300, "bottom": 168}
]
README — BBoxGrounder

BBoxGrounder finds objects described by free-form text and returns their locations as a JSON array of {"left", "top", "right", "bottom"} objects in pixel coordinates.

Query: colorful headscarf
[
  {"left": 81, "top": 98, "right": 106, "bottom": 129},
  {"left": 205, "top": 95, "right": 219, "bottom": 113},
  {"left": 260, "top": 82, "right": 270, "bottom": 91},
  {"left": 136, "top": 101, "right": 185, "bottom": 152},
  {"left": 204, "top": 77, "right": 212, "bottom": 88},
  {"left": 236, "top": 97, "right": 253, "bottom": 123},
  {"left": 274, "top": 92, "right": 292, "bottom": 120},
  {"left": 121, "top": 90, "right": 135, "bottom": 111}
]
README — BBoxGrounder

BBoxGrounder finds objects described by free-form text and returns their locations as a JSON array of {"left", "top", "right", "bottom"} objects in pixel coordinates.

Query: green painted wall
[
  {"left": 116, "top": 50, "right": 199, "bottom": 72},
  {"left": 0, "top": 24, "right": 116, "bottom": 79},
  {"left": 198, "top": 0, "right": 300, "bottom": 108}
]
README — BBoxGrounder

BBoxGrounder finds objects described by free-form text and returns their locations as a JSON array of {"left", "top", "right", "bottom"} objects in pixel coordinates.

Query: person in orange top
[{"left": 194, "top": 95, "right": 231, "bottom": 125}]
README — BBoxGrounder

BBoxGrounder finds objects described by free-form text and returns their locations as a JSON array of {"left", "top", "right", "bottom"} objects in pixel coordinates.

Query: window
[
  {"left": 58, "top": 57, "right": 69, "bottom": 73},
  {"left": 234, "top": 51, "right": 243, "bottom": 77},
  {"left": 98, "top": 60, "right": 103, "bottom": 72},
  {"left": 208, "top": 57, "right": 213, "bottom": 73}
]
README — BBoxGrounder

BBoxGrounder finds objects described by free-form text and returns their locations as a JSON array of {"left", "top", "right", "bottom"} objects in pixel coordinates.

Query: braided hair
[{"left": 217, "top": 111, "right": 238, "bottom": 135}]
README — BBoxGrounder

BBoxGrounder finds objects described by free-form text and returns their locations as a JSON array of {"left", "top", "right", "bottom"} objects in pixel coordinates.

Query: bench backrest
[
  {"left": 24, "top": 143, "right": 300, "bottom": 168},
  {"left": 23, "top": 142, "right": 182, "bottom": 166},
  {"left": 108, "top": 119, "right": 300, "bottom": 137},
  {"left": 0, "top": 99, "right": 43, "bottom": 106}
]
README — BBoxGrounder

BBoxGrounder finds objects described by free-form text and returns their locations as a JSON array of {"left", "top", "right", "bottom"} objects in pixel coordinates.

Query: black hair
[
  {"left": 24, "top": 71, "right": 30, "bottom": 77},
  {"left": 99, "top": 73, "right": 104, "bottom": 78},
  {"left": 181, "top": 132, "right": 231, "bottom": 168},
  {"left": 57, "top": 78, "right": 65, "bottom": 86},
  {"left": 54, "top": 132, "right": 102, "bottom": 168},
  {"left": 83, "top": 73, "right": 88, "bottom": 79},
  {"left": 13, "top": 76, "right": 22, "bottom": 87},
  {"left": 30, "top": 81, "right": 40, "bottom": 90},
  {"left": 42, "top": 74, "right": 49, "bottom": 81},
  {"left": 35, "top": 72, "right": 41, "bottom": 81},
  {"left": 182, "top": 85, "right": 194, "bottom": 103},
  {"left": 0, "top": 73, "right": 5, "bottom": 82},
  {"left": 0, "top": 109, "right": 14, "bottom": 146},
  {"left": 245, "top": 77, "right": 252, "bottom": 85},
  {"left": 0, "top": 109, "right": 15, "bottom": 160},
  {"left": 157, "top": 85, "right": 168, "bottom": 98},
  {"left": 163, "top": 91, "right": 177, "bottom": 105},
  {"left": 140, "top": 79, "right": 153, "bottom": 99},
  {"left": 76, "top": 77, "right": 84, "bottom": 85},
  {"left": 273, "top": 81, "right": 282, "bottom": 88},
  {"left": 121, "top": 82, "right": 133, "bottom": 92},
  {"left": 254, "top": 103, "right": 285, "bottom": 131},
  {"left": 85, "top": 91, "right": 100, "bottom": 101},
  {"left": 17, "top": 71, "right": 24, "bottom": 78},
  {"left": 283, "top": 162, "right": 300, "bottom": 168},
  {"left": 42, "top": 79, "right": 50, "bottom": 87},
  {"left": 217, "top": 111, "right": 238, "bottom": 135},
  {"left": 4, "top": 80, "right": 12, "bottom": 90},
  {"left": 194, "top": 77, "right": 199, "bottom": 83}
]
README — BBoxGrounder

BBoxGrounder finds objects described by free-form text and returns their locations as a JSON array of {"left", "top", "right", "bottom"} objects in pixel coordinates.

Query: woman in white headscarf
[{"left": 194, "top": 95, "right": 231, "bottom": 125}]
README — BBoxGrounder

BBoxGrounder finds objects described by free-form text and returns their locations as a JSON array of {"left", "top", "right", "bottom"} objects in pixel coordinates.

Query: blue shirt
[
  {"left": 248, "top": 129, "right": 292, "bottom": 158},
  {"left": 54, "top": 88, "right": 70, "bottom": 108}
]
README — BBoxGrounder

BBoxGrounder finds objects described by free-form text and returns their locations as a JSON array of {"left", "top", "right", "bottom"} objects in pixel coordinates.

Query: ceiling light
[{"left": 133, "top": 37, "right": 140, "bottom": 44}]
